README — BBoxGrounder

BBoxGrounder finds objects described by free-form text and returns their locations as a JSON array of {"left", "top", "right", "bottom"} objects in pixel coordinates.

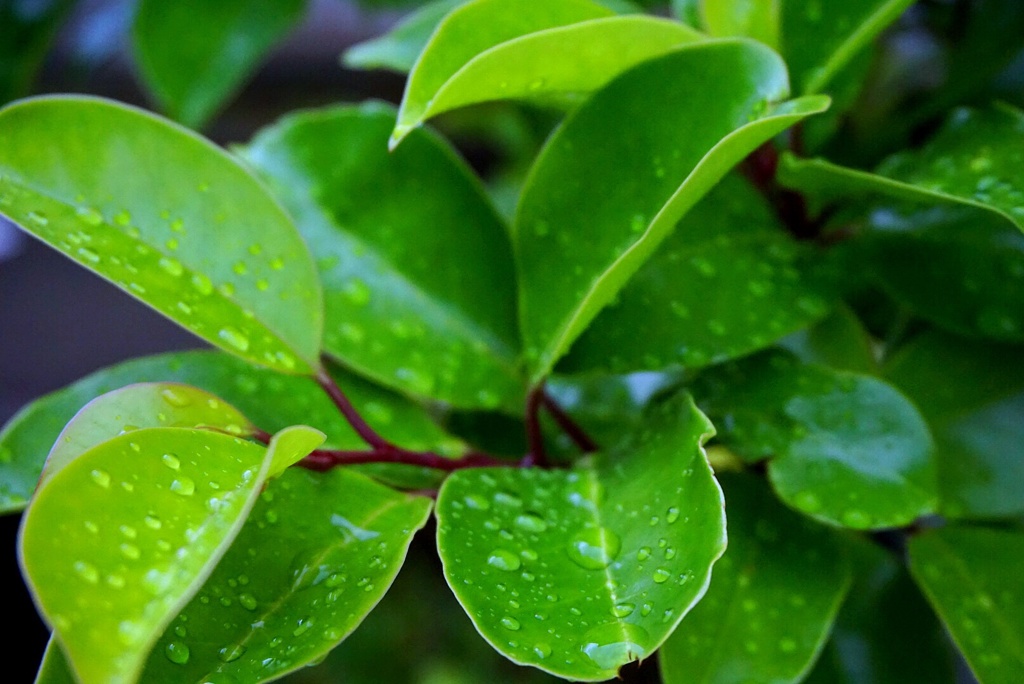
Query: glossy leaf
[
  {"left": 392, "top": 13, "right": 702, "bottom": 145},
  {"left": 20, "top": 426, "right": 323, "bottom": 684},
  {"left": 243, "top": 102, "right": 523, "bottom": 411},
  {"left": 0, "top": 350, "right": 463, "bottom": 512},
  {"left": 780, "top": 105, "right": 1024, "bottom": 233},
  {"left": 343, "top": 0, "right": 468, "bottom": 73},
  {"left": 806, "top": 536, "right": 956, "bottom": 684},
  {"left": 560, "top": 174, "right": 835, "bottom": 374},
  {"left": 660, "top": 473, "right": 852, "bottom": 684},
  {"left": 863, "top": 207, "right": 1024, "bottom": 341},
  {"left": 695, "top": 352, "right": 937, "bottom": 529},
  {"left": 133, "top": 0, "right": 308, "bottom": 128},
  {"left": 435, "top": 393, "right": 726, "bottom": 680},
  {"left": 0, "top": 0, "right": 74, "bottom": 104},
  {"left": 515, "top": 41, "right": 830, "bottom": 382},
  {"left": 885, "top": 330, "right": 1024, "bottom": 519},
  {"left": 778, "top": 304, "right": 878, "bottom": 374},
  {"left": 39, "top": 382, "right": 253, "bottom": 491},
  {"left": 909, "top": 525, "right": 1024, "bottom": 683},
  {"left": 142, "top": 467, "right": 432, "bottom": 683},
  {"left": 781, "top": 0, "right": 914, "bottom": 94},
  {"left": 700, "top": 0, "right": 780, "bottom": 49},
  {"left": 0, "top": 97, "right": 324, "bottom": 374},
  {"left": 391, "top": 0, "right": 613, "bottom": 144}
]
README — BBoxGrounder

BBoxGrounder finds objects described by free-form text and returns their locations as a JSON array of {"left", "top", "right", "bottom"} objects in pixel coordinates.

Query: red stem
[
  {"left": 541, "top": 392, "right": 598, "bottom": 453},
  {"left": 315, "top": 366, "right": 392, "bottom": 451},
  {"left": 299, "top": 448, "right": 510, "bottom": 472},
  {"left": 525, "top": 385, "right": 549, "bottom": 467}
]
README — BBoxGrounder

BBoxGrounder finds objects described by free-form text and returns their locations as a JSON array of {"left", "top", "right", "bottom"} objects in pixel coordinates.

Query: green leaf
[
  {"left": 781, "top": 0, "right": 915, "bottom": 94},
  {"left": 35, "top": 639, "right": 75, "bottom": 684},
  {"left": 19, "top": 426, "right": 322, "bottom": 684},
  {"left": 778, "top": 304, "right": 879, "bottom": 374},
  {"left": 861, "top": 206, "right": 1024, "bottom": 341},
  {"left": 391, "top": 0, "right": 613, "bottom": 144},
  {"left": 142, "top": 467, "right": 432, "bottom": 683},
  {"left": 0, "top": 96, "right": 324, "bottom": 374},
  {"left": 133, "top": 0, "right": 308, "bottom": 128},
  {"left": 780, "top": 105, "right": 1024, "bottom": 233},
  {"left": 242, "top": 102, "right": 523, "bottom": 411},
  {"left": 515, "top": 41, "right": 830, "bottom": 382},
  {"left": 699, "top": 0, "right": 780, "bottom": 50},
  {"left": 392, "top": 12, "right": 703, "bottom": 145},
  {"left": 39, "top": 382, "right": 254, "bottom": 491},
  {"left": 559, "top": 174, "right": 835, "bottom": 374},
  {"left": 660, "top": 473, "right": 852, "bottom": 684},
  {"left": 343, "top": 0, "right": 468, "bottom": 73},
  {"left": 435, "top": 392, "right": 726, "bottom": 680},
  {"left": 0, "top": 350, "right": 463, "bottom": 513},
  {"left": 885, "top": 330, "right": 1024, "bottom": 519},
  {"left": 0, "top": 0, "right": 74, "bottom": 104},
  {"left": 805, "top": 536, "right": 956, "bottom": 684},
  {"left": 695, "top": 351, "right": 937, "bottom": 529},
  {"left": 909, "top": 525, "right": 1024, "bottom": 683}
]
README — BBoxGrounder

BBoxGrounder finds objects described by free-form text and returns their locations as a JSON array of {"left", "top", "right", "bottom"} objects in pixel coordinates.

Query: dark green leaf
[
  {"left": 392, "top": 12, "right": 702, "bottom": 144},
  {"left": 515, "top": 41, "right": 829, "bottom": 381},
  {"left": 670, "top": 0, "right": 701, "bottom": 26},
  {"left": 0, "top": 350, "right": 463, "bottom": 513},
  {"left": 778, "top": 304, "right": 879, "bottom": 374},
  {"left": 0, "top": 97, "right": 324, "bottom": 374},
  {"left": 559, "top": 174, "right": 835, "bottom": 374},
  {"left": 696, "top": 352, "right": 937, "bottom": 529},
  {"left": 805, "top": 536, "right": 957, "bottom": 684},
  {"left": 20, "top": 426, "right": 323, "bottom": 683},
  {"left": 780, "top": 105, "right": 1024, "bottom": 233},
  {"left": 391, "top": 0, "right": 613, "bottom": 143},
  {"left": 242, "top": 102, "right": 523, "bottom": 411},
  {"left": 0, "top": 0, "right": 74, "bottom": 104},
  {"left": 133, "top": 0, "right": 309, "bottom": 128},
  {"left": 343, "top": 0, "right": 469, "bottom": 73},
  {"left": 862, "top": 207, "right": 1024, "bottom": 341},
  {"left": 885, "top": 330, "right": 1024, "bottom": 519},
  {"left": 909, "top": 525, "right": 1024, "bottom": 683},
  {"left": 700, "top": 0, "right": 780, "bottom": 49},
  {"left": 435, "top": 393, "right": 726, "bottom": 680},
  {"left": 35, "top": 639, "right": 75, "bottom": 684},
  {"left": 142, "top": 467, "right": 432, "bottom": 682},
  {"left": 660, "top": 473, "right": 852, "bottom": 684}
]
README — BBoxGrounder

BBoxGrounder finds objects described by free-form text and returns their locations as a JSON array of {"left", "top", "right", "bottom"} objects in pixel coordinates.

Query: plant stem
[
  {"left": 524, "top": 385, "right": 549, "bottom": 467},
  {"left": 541, "top": 391, "right": 598, "bottom": 453},
  {"left": 300, "top": 448, "right": 510, "bottom": 472},
  {"left": 315, "top": 364, "right": 392, "bottom": 451}
]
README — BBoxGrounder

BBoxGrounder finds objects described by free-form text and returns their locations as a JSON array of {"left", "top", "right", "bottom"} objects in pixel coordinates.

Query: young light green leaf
[
  {"left": 0, "top": 0, "right": 74, "bottom": 104},
  {"left": 778, "top": 304, "right": 879, "bottom": 374},
  {"left": 660, "top": 473, "right": 852, "bottom": 684},
  {"left": 805, "top": 536, "right": 957, "bottom": 684},
  {"left": 515, "top": 40, "right": 829, "bottom": 382},
  {"left": 909, "top": 525, "right": 1024, "bottom": 683},
  {"left": 0, "top": 350, "right": 464, "bottom": 513},
  {"left": 19, "top": 426, "right": 321, "bottom": 684},
  {"left": 695, "top": 351, "right": 937, "bottom": 529},
  {"left": 392, "top": 14, "right": 703, "bottom": 145},
  {"left": 885, "top": 330, "right": 1024, "bottom": 519},
  {"left": 39, "top": 382, "right": 254, "bottom": 491},
  {"left": 141, "top": 467, "right": 432, "bottom": 683},
  {"left": 133, "top": 0, "right": 308, "bottom": 129},
  {"left": 0, "top": 96, "right": 324, "bottom": 374},
  {"left": 391, "top": 0, "right": 613, "bottom": 144},
  {"left": 863, "top": 206, "right": 1024, "bottom": 342},
  {"left": 699, "top": 0, "right": 780, "bottom": 49},
  {"left": 343, "top": 0, "right": 468, "bottom": 73},
  {"left": 436, "top": 392, "right": 726, "bottom": 681},
  {"left": 781, "top": 0, "right": 914, "bottom": 94},
  {"left": 780, "top": 105, "right": 1024, "bottom": 233},
  {"left": 242, "top": 102, "right": 524, "bottom": 411},
  {"left": 559, "top": 174, "right": 835, "bottom": 375}
]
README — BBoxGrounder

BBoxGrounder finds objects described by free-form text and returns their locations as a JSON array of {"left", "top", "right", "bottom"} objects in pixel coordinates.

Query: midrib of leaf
[
  {"left": 918, "top": 534, "right": 1023, "bottom": 660},
  {"left": 198, "top": 492, "right": 418, "bottom": 681},
  {"left": 583, "top": 467, "right": 629, "bottom": 662},
  {"left": 525, "top": 101, "right": 824, "bottom": 382},
  {"left": 0, "top": 177, "right": 313, "bottom": 370}
]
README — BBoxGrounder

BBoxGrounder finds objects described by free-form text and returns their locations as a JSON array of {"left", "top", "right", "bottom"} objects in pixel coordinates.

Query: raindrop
[
  {"left": 90, "top": 469, "right": 111, "bottom": 488},
  {"left": 652, "top": 568, "right": 671, "bottom": 584},
  {"left": 171, "top": 477, "right": 196, "bottom": 496},
  {"left": 145, "top": 514, "right": 162, "bottom": 530},
  {"left": 580, "top": 623, "right": 650, "bottom": 670},
  {"left": 501, "top": 616, "right": 521, "bottom": 631},
  {"left": 293, "top": 617, "right": 315, "bottom": 637},
  {"left": 487, "top": 550, "right": 522, "bottom": 572},
  {"left": 165, "top": 641, "right": 190, "bottom": 665},
  {"left": 514, "top": 513, "right": 547, "bottom": 533},
  {"left": 218, "top": 327, "right": 250, "bottom": 352},
  {"left": 533, "top": 643, "right": 552, "bottom": 659},
  {"left": 73, "top": 561, "right": 99, "bottom": 584},
  {"left": 218, "top": 644, "right": 246, "bottom": 662},
  {"left": 612, "top": 603, "right": 636, "bottom": 618},
  {"left": 494, "top": 491, "right": 523, "bottom": 508},
  {"left": 666, "top": 507, "right": 680, "bottom": 523},
  {"left": 191, "top": 273, "right": 214, "bottom": 295},
  {"left": 567, "top": 527, "right": 621, "bottom": 570},
  {"left": 120, "top": 543, "right": 141, "bottom": 560},
  {"left": 159, "top": 257, "right": 184, "bottom": 277},
  {"left": 162, "top": 453, "right": 181, "bottom": 470},
  {"left": 464, "top": 494, "right": 490, "bottom": 510}
]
